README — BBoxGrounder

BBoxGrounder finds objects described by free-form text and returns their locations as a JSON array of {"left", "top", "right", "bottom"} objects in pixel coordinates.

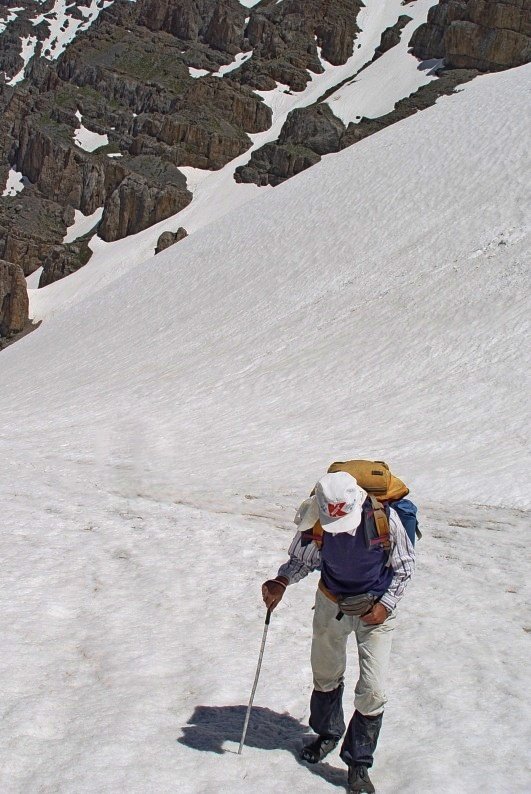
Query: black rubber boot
[
  {"left": 340, "top": 710, "right": 383, "bottom": 768},
  {"left": 347, "top": 764, "right": 375, "bottom": 793},
  {"left": 300, "top": 734, "right": 339, "bottom": 764}
]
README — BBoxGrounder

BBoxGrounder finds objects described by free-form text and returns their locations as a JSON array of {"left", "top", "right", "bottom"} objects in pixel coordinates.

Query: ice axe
[{"left": 238, "top": 608, "right": 271, "bottom": 754}]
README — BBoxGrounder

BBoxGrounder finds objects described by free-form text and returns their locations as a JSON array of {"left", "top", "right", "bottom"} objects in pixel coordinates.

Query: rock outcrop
[
  {"left": 235, "top": 104, "right": 342, "bottom": 186},
  {"left": 14, "top": 120, "right": 108, "bottom": 215},
  {"left": 39, "top": 241, "right": 92, "bottom": 287},
  {"left": 0, "top": 195, "right": 74, "bottom": 276},
  {"left": 99, "top": 174, "right": 191, "bottom": 242},
  {"left": 0, "top": 259, "right": 29, "bottom": 337},
  {"left": 238, "top": 0, "right": 364, "bottom": 92},
  {"left": 0, "top": 0, "right": 273, "bottom": 283},
  {"left": 155, "top": 227, "right": 188, "bottom": 254},
  {"left": 137, "top": 0, "right": 247, "bottom": 55},
  {"left": 373, "top": 15, "right": 413, "bottom": 59},
  {"left": 410, "top": 0, "right": 531, "bottom": 70}
]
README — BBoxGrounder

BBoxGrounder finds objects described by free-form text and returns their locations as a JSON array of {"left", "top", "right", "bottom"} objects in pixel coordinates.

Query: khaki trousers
[{"left": 311, "top": 588, "right": 395, "bottom": 717}]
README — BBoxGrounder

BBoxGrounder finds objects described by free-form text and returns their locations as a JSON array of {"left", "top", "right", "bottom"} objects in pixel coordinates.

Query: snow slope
[{"left": 0, "top": 65, "right": 530, "bottom": 793}]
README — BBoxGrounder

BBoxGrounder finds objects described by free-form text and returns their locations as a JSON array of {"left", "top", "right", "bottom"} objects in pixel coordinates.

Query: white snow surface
[
  {"left": 1, "top": 65, "right": 530, "bottom": 794},
  {"left": 73, "top": 111, "right": 109, "bottom": 152},
  {"left": 63, "top": 208, "right": 104, "bottom": 244},
  {"left": 25, "top": 267, "right": 43, "bottom": 289},
  {"left": 2, "top": 167, "right": 26, "bottom": 197},
  {"left": 31, "top": 0, "right": 112, "bottom": 61},
  {"left": 188, "top": 67, "right": 210, "bottom": 78},
  {"left": 212, "top": 50, "right": 253, "bottom": 77}
]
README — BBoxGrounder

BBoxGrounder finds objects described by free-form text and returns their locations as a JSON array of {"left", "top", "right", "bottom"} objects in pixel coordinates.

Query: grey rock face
[
  {"left": 99, "top": 174, "right": 192, "bottom": 242},
  {"left": 234, "top": 104, "right": 344, "bottom": 185},
  {"left": 234, "top": 141, "right": 321, "bottom": 187},
  {"left": 278, "top": 105, "right": 346, "bottom": 156},
  {"left": 373, "top": 15, "right": 413, "bottom": 59},
  {"left": 241, "top": 0, "right": 364, "bottom": 91},
  {"left": 0, "top": 195, "right": 74, "bottom": 277},
  {"left": 0, "top": 259, "right": 29, "bottom": 337},
  {"left": 14, "top": 121, "right": 107, "bottom": 215},
  {"left": 39, "top": 242, "right": 92, "bottom": 287},
  {"left": 155, "top": 227, "right": 188, "bottom": 254},
  {"left": 137, "top": 0, "right": 246, "bottom": 54},
  {"left": 410, "top": 0, "right": 531, "bottom": 70}
]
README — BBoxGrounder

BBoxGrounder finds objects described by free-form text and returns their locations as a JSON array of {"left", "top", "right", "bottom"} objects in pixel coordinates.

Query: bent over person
[{"left": 262, "top": 470, "right": 415, "bottom": 794}]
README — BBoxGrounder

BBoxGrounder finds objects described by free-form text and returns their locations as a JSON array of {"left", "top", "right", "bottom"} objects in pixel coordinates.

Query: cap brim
[
  {"left": 319, "top": 510, "right": 360, "bottom": 533},
  {"left": 295, "top": 496, "right": 319, "bottom": 532}
]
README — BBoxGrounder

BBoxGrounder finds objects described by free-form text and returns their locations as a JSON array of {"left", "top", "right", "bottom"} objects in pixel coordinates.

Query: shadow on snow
[{"left": 178, "top": 704, "right": 347, "bottom": 788}]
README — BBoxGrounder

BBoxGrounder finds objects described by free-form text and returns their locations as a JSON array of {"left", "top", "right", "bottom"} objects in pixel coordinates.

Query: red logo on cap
[{"left": 328, "top": 502, "right": 348, "bottom": 517}]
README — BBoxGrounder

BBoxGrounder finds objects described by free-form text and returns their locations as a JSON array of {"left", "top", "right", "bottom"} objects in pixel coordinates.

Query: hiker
[{"left": 262, "top": 468, "right": 415, "bottom": 794}]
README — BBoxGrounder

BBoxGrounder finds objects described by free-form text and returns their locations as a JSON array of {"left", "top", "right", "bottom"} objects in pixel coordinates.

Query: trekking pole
[{"left": 238, "top": 608, "right": 272, "bottom": 755}]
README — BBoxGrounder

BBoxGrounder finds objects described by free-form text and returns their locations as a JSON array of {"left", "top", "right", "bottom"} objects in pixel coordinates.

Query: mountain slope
[
  {"left": 3, "top": 63, "right": 529, "bottom": 505},
  {"left": 0, "top": 64, "right": 529, "bottom": 793}
]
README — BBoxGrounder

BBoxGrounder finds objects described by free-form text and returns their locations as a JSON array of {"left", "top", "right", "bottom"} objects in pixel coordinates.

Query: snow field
[
  {"left": 212, "top": 51, "right": 253, "bottom": 78},
  {"left": 188, "top": 67, "right": 210, "bottom": 79},
  {"left": 25, "top": 267, "right": 43, "bottom": 289},
  {"left": 0, "top": 484, "right": 529, "bottom": 792},
  {"left": 16, "top": 67, "right": 531, "bottom": 506}
]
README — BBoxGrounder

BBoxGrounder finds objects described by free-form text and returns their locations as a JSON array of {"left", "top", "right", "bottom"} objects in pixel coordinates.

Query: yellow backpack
[{"left": 327, "top": 460, "right": 409, "bottom": 502}]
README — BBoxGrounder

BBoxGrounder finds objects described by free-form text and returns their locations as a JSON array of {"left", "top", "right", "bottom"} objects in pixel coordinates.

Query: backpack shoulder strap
[
  {"left": 301, "top": 520, "right": 324, "bottom": 549},
  {"left": 368, "top": 495, "right": 391, "bottom": 551}
]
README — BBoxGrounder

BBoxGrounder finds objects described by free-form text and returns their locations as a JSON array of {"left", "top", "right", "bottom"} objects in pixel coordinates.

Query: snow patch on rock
[
  {"left": 63, "top": 208, "right": 104, "bottom": 244},
  {"left": 73, "top": 111, "right": 109, "bottom": 152},
  {"left": 2, "top": 167, "right": 26, "bottom": 197}
]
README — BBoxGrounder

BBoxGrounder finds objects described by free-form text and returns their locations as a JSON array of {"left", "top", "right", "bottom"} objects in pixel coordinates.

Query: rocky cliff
[
  {"left": 410, "top": 0, "right": 531, "bottom": 70},
  {"left": 0, "top": 259, "right": 29, "bottom": 338}
]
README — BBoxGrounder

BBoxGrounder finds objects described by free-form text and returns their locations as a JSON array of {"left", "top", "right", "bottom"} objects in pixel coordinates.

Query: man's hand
[
  {"left": 262, "top": 577, "right": 288, "bottom": 611},
  {"left": 360, "top": 603, "right": 389, "bottom": 625}
]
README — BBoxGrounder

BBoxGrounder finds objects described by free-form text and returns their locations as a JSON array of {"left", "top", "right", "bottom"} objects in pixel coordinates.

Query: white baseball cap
[{"left": 315, "top": 471, "right": 367, "bottom": 535}]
